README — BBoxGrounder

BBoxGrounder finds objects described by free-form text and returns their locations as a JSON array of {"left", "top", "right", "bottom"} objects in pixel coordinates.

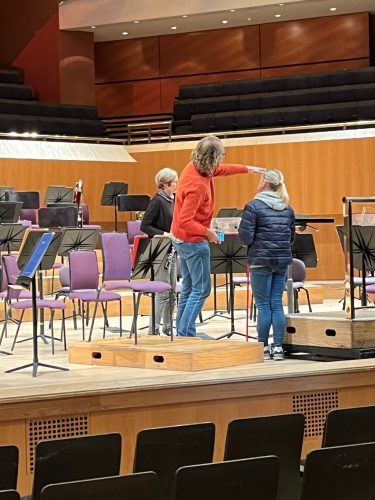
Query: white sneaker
[
  {"left": 263, "top": 346, "right": 272, "bottom": 360},
  {"left": 272, "top": 346, "right": 284, "bottom": 361}
]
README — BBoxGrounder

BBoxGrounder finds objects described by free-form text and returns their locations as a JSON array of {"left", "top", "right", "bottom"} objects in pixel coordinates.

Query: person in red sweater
[{"left": 171, "top": 135, "right": 264, "bottom": 337}]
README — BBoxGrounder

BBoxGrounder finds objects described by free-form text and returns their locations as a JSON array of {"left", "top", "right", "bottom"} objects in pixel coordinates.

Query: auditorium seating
[
  {"left": 0, "top": 69, "right": 103, "bottom": 137},
  {"left": 172, "top": 67, "right": 375, "bottom": 134}
]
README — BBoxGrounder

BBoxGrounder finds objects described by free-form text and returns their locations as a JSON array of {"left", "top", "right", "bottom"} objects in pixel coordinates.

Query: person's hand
[
  {"left": 205, "top": 228, "right": 220, "bottom": 243},
  {"left": 247, "top": 166, "right": 265, "bottom": 175}
]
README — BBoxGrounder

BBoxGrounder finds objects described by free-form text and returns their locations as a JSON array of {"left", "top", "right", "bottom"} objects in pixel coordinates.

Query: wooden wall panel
[
  {"left": 95, "top": 37, "right": 160, "bottom": 83},
  {"left": 159, "top": 26, "right": 260, "bottom": 77},
  {"left": 96, "top": 80, "right": 161, "bottom": 117},
  {"left": 160, "top": 69, "right": 261, "bottom": 113},
  {"left": 261, "top": 58, "right": 369, "bottom": 78},
  {"left": 260, "top": 12, "right": 369, "bottom": 68}
]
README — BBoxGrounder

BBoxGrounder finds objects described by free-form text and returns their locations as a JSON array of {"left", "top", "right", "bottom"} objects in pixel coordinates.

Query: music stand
[
  {"left": 117, "top": 194, "right": 150, "bottom": 212},
  {"left": 0, "top": 187, "right": 13, "bottom": 201},
  {"left": 209, "top": 234, "right": 252, "bottom": 340},
  {"left": 131, "top": 236, "right": 174, "bottom": 343},
  {"left": 100, "top": 182, "right": 128, "bottom": 231},
  {"left": 292, "top": 233, "right": 318, "bottom": 268},
  {"left": 44, "top": 186, "right": 74, "bottom": 204},
  {"left": 217, "top": 207, "right": 243, "bottom": 218},
  {"left": 0, "top": 202, "right": 23, "bottom": 223},
  {"left": 38, "top": 206, "right": 78, "bottom": 228},
  {"left": 5, "top": 191, "right": 40, "bottom": 209},
  {"left": 5, "top": 232, "right": 68, "bottom": 377},
  {"left": 57, "top": 228, "right": 100, "bottom": 257},
  {"left": 337, "top": 224, "right": 375, "bottom": 307}
]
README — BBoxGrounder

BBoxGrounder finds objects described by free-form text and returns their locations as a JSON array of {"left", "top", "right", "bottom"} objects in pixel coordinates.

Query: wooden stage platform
[{"left": 1, "top": 304, "right": 375, "bottom": 495}]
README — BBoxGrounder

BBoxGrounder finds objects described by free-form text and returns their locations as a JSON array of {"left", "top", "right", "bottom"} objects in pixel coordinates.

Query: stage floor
[{"left": 2, "top": 298, "right": 375, "bottom": 495}]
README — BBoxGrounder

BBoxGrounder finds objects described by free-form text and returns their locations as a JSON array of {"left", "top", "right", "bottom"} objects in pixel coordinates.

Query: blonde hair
[
  {"left": 191, "top": 135, "right": 224, "bottom": 175},
  {"left": 263, "top": 169, "right": 289, "bottom": 205},
  {"left": 155, "top": 167, "right": 178, "bottom": 188}
]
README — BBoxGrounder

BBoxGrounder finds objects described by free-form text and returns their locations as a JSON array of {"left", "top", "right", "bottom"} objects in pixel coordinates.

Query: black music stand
[
  {"left": 292, "top": 233, "right": 318, "bottom": 268},
  {"left": 117, "top": 194, "right": 150, "bottom": 212},
  {"left": 57, "top": 228, "right": 100, "bottom": 257},
  {"left": 38, "top": 206, "right": 78, "bottom": 228},
  {"left": 44, "top": 186, "right": 74, "bottom": 204},
  {"left": 217, "top": 207, "right": 243, "bottom": 218},
  {"left": 131, "top": 236, "right": 174, "bottom": 343},
  {"left": 209, "top": 234, "right": 253, "bottom": 340},
  {"left": 100, "top": 182, "right": 128, "bottom": 231},
  {"left": 0, "top": 186, "right": 13, "bottom": 201},
  {"left": 0, "top": 224, "right": 27, "bottom": 254},
  {"left": 5, "top": 232, "right": 68, "bottom": 377},
  {"left": 5, "top": 191, "right": 40, "bottom": 209},
  {"left": 0, "top": 202, "right": 23, "bottom": 223},
  {"left": 337, "top": 224, "right": 375, "bottom": 307}
]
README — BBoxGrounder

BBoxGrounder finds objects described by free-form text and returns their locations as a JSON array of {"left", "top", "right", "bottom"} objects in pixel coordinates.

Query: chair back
[
  {"left": 322, "top": 405, "right": 375, "bottom": 447},
  {"left": 127, "top": 220, "right": 144, "bottom": 245},
  {"left": 101, "top": 232, "right": 132, "bottom": 282},
  {"left": 301, "top": 442, "right": 375, "bottom": 500},
  {"left": 2, "top": 255, "right": 22, "bottom": 299},
  {"left": 175, "top": 456, "right": 279, "bottom": 500},
  {"left": 0, "top": 444, "right": 19, "bottom": 491},
  {"left": 32, "top": 433, "right": 121, "bottom": 500},
  {"left": 59, "top": 265, "right": 70, "bottom": 288},
  {"left": 134, "top": 423, "right": 215, "bottom": 500},
  {"left": 0, "top": 491, "right": 20, "bottom": 500},
  {"left": 292, "top": 258, "right": 306, "bottom": 283},
  {"left": 40, "top": 472, "right": 157, "bottom": 500},
  {"left": 20, "top": 209, "right": 37, "bottom": 224},
  {"left": 69, "top": 251, "right": 99, "bottom": 291},
  {"left": 224, "top": 413, "right": 305, "bottom": 500}
]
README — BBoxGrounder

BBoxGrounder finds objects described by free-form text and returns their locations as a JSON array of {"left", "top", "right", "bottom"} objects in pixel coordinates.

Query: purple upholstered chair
[
  {"left": 101, "top": 232, "right": 173, "bottom": 342},
  {"left": 0, "top": 255, "right": 66, "bottom": 354},
  {"left": 20, "top": 209, "right": 37, "bottom": 224},
  {"left": 68, "top": 250, "right": 122, "bottom": 341},
  {"left": 290, "top": 258, "right": 312, "bottom": 313},
  {"left": 127, "top": 220, "right": 145, "bottom": 246}
]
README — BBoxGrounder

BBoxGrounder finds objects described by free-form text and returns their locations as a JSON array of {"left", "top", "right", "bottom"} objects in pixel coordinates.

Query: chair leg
[
  {"left": 168, "top": 290, "right": 173, "bottom": 340},
  {"left": 72, "top": 300, "right": 78, "bottom": 330},
  {"left": 101, "top": 302, "right": 108, "bottom": 338},
  {"left": 81, "top": 302, "right": 86, "bottom": 341},
  {"left": 0, "top": 307, "right": 11, "bottom": 345},
  {"left": 88, "top": 299, "right": 100, "bottom": 342},
  {"left": 131, "top": 292, "right": 142, "bottom": 343},
  {"left": 294, "top": 290, "right": 300, "bottom": 313},
  {"left": 50, "top": 310, "right": 55, "bottom": 355},
  {"left": 119, "top": 299, "right": 122, "bottom": 337},
  {"left": 305, "top": 288, "right": 312, "bottom": 312},
  {"left": 11, "top": 310, "right": 25, "bottom": 351},
  {"left": 61, "top": 310, "right": 67, "bottom": 350}
]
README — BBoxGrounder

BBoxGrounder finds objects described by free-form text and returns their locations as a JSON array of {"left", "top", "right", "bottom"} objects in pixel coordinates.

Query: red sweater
[{"left": 171, "top": 161, "right": 248, "bottom": 242}]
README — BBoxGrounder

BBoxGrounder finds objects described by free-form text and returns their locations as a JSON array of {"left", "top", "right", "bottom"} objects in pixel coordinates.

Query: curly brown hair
[{"left": 191, "top": 135, "right": 224, "bottom": 175}]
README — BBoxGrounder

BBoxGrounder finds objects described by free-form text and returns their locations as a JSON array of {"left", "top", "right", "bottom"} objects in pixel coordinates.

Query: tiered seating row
[
  {"left": 0, "top": 69, "right": 103, "bottom": 137},
  {"left": 173, "top": 67, "right": 375, "bottom": 134}
]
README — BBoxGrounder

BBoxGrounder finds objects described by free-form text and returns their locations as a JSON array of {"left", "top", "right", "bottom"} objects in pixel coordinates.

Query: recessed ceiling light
[
  {"left": 182, "top": 15, "right": 188, "bottom": 18},
  {"left": 222, "top": 20, "right": 229, "bottom": 24},
  {"left": 278, "top": 3, "right": 285, "bottom": 6},
  {"left": 247, "top": 17, "right": 252, "bottom": 21},
  {"left": 122, "top": 31, "right": 129, "bottom": 35},
  {"left": 329, "top": 7, "right": 337, "bottom": 11},
  {"left": 170, "top": 26, "right": 177, "bottom": 30},
  {"left": 133, "top": 20, "right": 139, "bottom": 24},
  {"left": 229, "top": 9, "right": 236, "bottom": 12},
  {"left": 274, "top": 14, "right": 282, "bottom": 18},
  {"left": 91, "top": 26, "right": 96, "bottom": 29}
]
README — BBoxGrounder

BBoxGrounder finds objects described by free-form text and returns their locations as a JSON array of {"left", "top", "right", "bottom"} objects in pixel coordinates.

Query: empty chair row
[
  {"left": 0, "top": 83, "right": 33, "bottom": 100},
  {"left": 191, "top": 99, "right": 375, "bottom": 133},
  {"left": 0, "top": 99, "right": 98, "bottom": 120},
  {"left": 0, "top": 69, "right": 23, "bottom": 85},
  {"left": 179, "top": 66, "right": 375, "bottom": 99},
  {"left": 174, "top": 82, "right": 375, "bottom": 121},
  {"left": 0, "top": 113, "right": 104, "bottom": 137}
]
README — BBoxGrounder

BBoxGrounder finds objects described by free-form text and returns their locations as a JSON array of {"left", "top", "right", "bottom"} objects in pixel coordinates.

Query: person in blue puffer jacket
[{"left": 239, "top": 169, "right": 295, "bottom": 360}]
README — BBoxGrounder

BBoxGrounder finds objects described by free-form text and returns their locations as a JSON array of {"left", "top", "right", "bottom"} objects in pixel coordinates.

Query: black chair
[
  {"left": 175, "top": 456, "right": 279, "bottom": 500},
  {"left": 301, "top": 442, "right": 375, "bottom": 500},
  {"left": 322, "top": 405, "right": 375, "bottom": 447},
  {"left": 31, "top": 433, "right": 121, "bottom": 500},
  {"left": 0, "top": 445, "right": 19, "bottom": 491},
  {"left": 40, "top": 472, "right": 157, "bottom": 500},
  {"left": 133, "top": 422, "right": 215, "bottom": 500},
  {"left": 0, "top": 491, "right": 20, "bottom": 500},
  {"left": 224, "top": 413, "right": 305, "bottom": 500}
]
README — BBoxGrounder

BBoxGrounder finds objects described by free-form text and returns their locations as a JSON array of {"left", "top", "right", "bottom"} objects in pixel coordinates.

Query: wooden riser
[
  {"left": 69, "top": 337, "right": 264, "bottom": 371},
  {"left": 285, "top": 311, "right": 375, "bottom": 349}
]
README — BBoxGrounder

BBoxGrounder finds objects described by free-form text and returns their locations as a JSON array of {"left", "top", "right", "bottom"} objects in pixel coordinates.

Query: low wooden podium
[{"left": 69, "top": 337, "right": 263, "bottom": 371}]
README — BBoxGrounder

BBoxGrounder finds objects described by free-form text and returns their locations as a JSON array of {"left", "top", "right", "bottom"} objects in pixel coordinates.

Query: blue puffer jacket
[{"left": 239, "top": 192, "right": 295, "bottom": 267}]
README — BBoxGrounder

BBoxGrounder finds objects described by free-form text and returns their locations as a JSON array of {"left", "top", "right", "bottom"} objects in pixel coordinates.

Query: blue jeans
[
  {"left": 250, "top": 265, "right": 288, "bottom": 347},
  {"left": 172, "top": 241, "right": 211, "bottom": 336}
]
